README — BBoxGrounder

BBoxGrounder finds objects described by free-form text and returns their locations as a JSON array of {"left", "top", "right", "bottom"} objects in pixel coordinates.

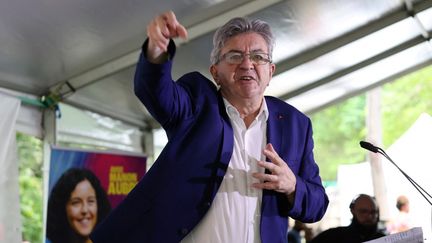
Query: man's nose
[{"left": 239, "top": 54, "right": 254, "bottom": 69}]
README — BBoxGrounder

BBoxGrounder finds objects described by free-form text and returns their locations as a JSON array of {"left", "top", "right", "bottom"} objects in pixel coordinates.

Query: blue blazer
[{"left": 91, "top": 41, "right": 328, "bottom": 243}]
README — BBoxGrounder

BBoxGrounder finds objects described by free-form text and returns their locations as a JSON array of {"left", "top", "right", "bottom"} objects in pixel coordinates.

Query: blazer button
[{"left": 180, "top": 228, "right": 189, "bottom": 235}]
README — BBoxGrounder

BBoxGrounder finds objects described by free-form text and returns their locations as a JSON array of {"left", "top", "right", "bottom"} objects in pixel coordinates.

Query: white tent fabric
[
  {"left": 0, "top": 88, "right": 42, "bottom": 138},
  {"left": 384, "top": 113, "right": 432, "bottom": 240},
  {"left": 58, "top": 103, "right": 144, "bottom": 152},
  {"left": 0, "top": 94, "right": 22, "bottom": 243},
  {"left": 337, "top": 162, "right": 375, "bottom": 225}
]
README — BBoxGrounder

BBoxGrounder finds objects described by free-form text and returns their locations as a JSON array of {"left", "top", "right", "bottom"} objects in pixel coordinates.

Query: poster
[{"left": 46, "top": 146, "right": 147, "bottom": 243}]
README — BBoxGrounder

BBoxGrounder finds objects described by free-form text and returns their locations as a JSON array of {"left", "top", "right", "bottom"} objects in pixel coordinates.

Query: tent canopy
[{"left": 1, "top": 0, "right": 431, "bottom": 129}]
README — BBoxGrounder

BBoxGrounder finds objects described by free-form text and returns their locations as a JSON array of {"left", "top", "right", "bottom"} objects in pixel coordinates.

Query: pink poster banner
[
  {"left": 46, "top": 146, "right": 147, "bottom": 243},
  {"left": 48, "top": 146, "right": 147, "bottom": 209}
]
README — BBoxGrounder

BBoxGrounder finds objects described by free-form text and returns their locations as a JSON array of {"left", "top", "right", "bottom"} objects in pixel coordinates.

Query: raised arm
[{"left": 146, "top": 11, "right": 187, "bottom": 63}]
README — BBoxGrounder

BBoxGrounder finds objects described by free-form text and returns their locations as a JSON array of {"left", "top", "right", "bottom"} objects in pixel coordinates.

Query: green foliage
[
  {"left": 311, "top": 64, "right": 432, "bottom": 182},
  {"left": 17, "top": 133, "right": 43, "bottom": 243},
  {"left": 310, "top": 95, "right": 366, "bottom": 181},
  {"left": 382, "top": 65, "right": 432, "bottom": 147}
]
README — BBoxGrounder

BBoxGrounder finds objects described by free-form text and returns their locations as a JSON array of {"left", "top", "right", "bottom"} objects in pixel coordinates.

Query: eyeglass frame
[{"left": 217, "top": 51, "right": 273, "bottom": 65}]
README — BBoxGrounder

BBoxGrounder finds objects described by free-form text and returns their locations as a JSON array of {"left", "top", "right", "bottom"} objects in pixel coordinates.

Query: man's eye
[
  {"left": 252, "top": 54, "right": 265, "bottom": 60},
  {"left": 229, "top": 54, "right": 243, "bottom": 60}
]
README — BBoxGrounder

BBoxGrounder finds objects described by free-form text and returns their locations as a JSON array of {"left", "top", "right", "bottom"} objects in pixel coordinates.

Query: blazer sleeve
[
  {"left": 133, "top": 39, "right": 195, "bottom": 136},
  {"left": 288, "top": 118, "right": 329, "bottom": 222}
]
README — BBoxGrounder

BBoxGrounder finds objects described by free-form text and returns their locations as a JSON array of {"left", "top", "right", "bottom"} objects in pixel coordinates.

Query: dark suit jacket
[
  {"left": 309, "top": 222, "right": 386, "bottom": 243},
  {"left": 91, "top": 40, "right": 328, "bottom": 243}
]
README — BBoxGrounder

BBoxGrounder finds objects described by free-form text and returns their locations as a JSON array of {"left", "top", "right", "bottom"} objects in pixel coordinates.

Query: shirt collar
[{"left": 222, "top": 97, "right": 269, "bottom": 122}]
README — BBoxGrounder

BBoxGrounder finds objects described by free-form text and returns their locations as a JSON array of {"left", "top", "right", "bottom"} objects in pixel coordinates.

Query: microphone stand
[
  {"left": 360, "top": 141, "right": 432, "bottom": 206},
  {"left": 360, "top": 141, "right": 432, "bottom": 241},
  {"left": 377, "top": 146, "right": 432, "bottom": 206}
]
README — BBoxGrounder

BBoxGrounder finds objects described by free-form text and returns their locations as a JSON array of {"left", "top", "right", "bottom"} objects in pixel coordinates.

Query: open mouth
[{"left": 239, "top": 75, "right": 255, "bottom": 81}]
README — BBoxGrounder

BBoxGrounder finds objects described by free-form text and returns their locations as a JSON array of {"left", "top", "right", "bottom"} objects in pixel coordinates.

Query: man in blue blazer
[{"left": 91, "top": 11, "right": 328, "bottom": 243}]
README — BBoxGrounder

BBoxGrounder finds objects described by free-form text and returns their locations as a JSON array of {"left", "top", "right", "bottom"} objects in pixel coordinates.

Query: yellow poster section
[{"left": 108, "top": 166, "right": 138, "bottom": 195}]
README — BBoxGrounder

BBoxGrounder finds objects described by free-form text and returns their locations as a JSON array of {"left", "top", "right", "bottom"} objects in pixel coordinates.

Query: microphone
[
  {"left": 359, "top": 141, "right": 378, "bottom": 153},
  {"left": 359, "top": 141, "right": 432, "bottom": 205}
]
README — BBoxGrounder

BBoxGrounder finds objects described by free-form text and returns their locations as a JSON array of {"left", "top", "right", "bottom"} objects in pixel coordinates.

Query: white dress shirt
[{"left": 181, "top": 98, "right": 268, "bottom": 243}]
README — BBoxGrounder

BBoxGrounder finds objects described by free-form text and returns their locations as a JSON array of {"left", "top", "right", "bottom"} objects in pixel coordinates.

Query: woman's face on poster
[{"left": 66, "top": 179, "right": 98, "bottom": 237}]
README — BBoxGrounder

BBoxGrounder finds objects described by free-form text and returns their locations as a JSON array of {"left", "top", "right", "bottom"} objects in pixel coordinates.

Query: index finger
[
  {"left": 164, "top": 11, "right": 188, "bottom": 39},
  {"left": 263, "top": 143, "right": 283, "bottom": 166}
]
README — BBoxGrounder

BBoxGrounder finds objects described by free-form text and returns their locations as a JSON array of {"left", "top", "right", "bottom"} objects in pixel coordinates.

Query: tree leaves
[{"left": 17, "top": 133, "right": 43, "bottom": 243}]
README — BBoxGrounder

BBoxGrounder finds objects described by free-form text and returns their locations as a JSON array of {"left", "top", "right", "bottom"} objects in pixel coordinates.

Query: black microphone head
[{"left": 359, "top": 141, "right": 378, "bottom": 153}]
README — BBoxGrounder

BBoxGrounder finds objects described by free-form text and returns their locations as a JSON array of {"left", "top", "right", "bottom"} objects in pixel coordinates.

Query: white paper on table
[{"left": 364, "top": 227, "right": 424, "bottom": 243}]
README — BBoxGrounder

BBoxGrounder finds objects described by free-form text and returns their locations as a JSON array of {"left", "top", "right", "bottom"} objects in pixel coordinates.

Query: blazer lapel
[
  {"left": 266, "top": 98, "right": 285, "bottom": 158},
  {"left": 262, "top": 98, "right": 286, "bottom": 216}
]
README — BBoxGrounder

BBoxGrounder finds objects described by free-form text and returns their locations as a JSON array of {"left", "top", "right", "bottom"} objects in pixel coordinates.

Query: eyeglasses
[
  {"left": 357, "top": 209, "right": 378, "bottom": 216},
  {"left": 219, "top": 51, "right": 272, "bottom": 65}
]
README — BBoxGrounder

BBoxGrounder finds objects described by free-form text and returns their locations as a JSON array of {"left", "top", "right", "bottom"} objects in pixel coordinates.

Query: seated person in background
[
  {"left": 309, "top": 194, "right": 386, "bottom": 243},
  {"left": 288, "top": 220, "right": 314, "bottom": 243},
  {"left": 386, "top": 195, "right": 412, "bottom": 234}
]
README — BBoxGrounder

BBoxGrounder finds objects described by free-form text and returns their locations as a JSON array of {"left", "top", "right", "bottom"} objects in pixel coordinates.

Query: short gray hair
[{"left": 210, "top": 17, "right": 275, "bottom": 65}]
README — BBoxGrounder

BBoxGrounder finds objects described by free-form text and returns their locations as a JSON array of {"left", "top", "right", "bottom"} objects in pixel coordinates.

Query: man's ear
[
  {"left": 210, "top": 65, "right": 219, "bottom": 84},
  {"left": 270, "top": 63, "right": 276, "bottom": 77},
  {"left": 267, "top": 63, "right": 276, "bottom": 86}
]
